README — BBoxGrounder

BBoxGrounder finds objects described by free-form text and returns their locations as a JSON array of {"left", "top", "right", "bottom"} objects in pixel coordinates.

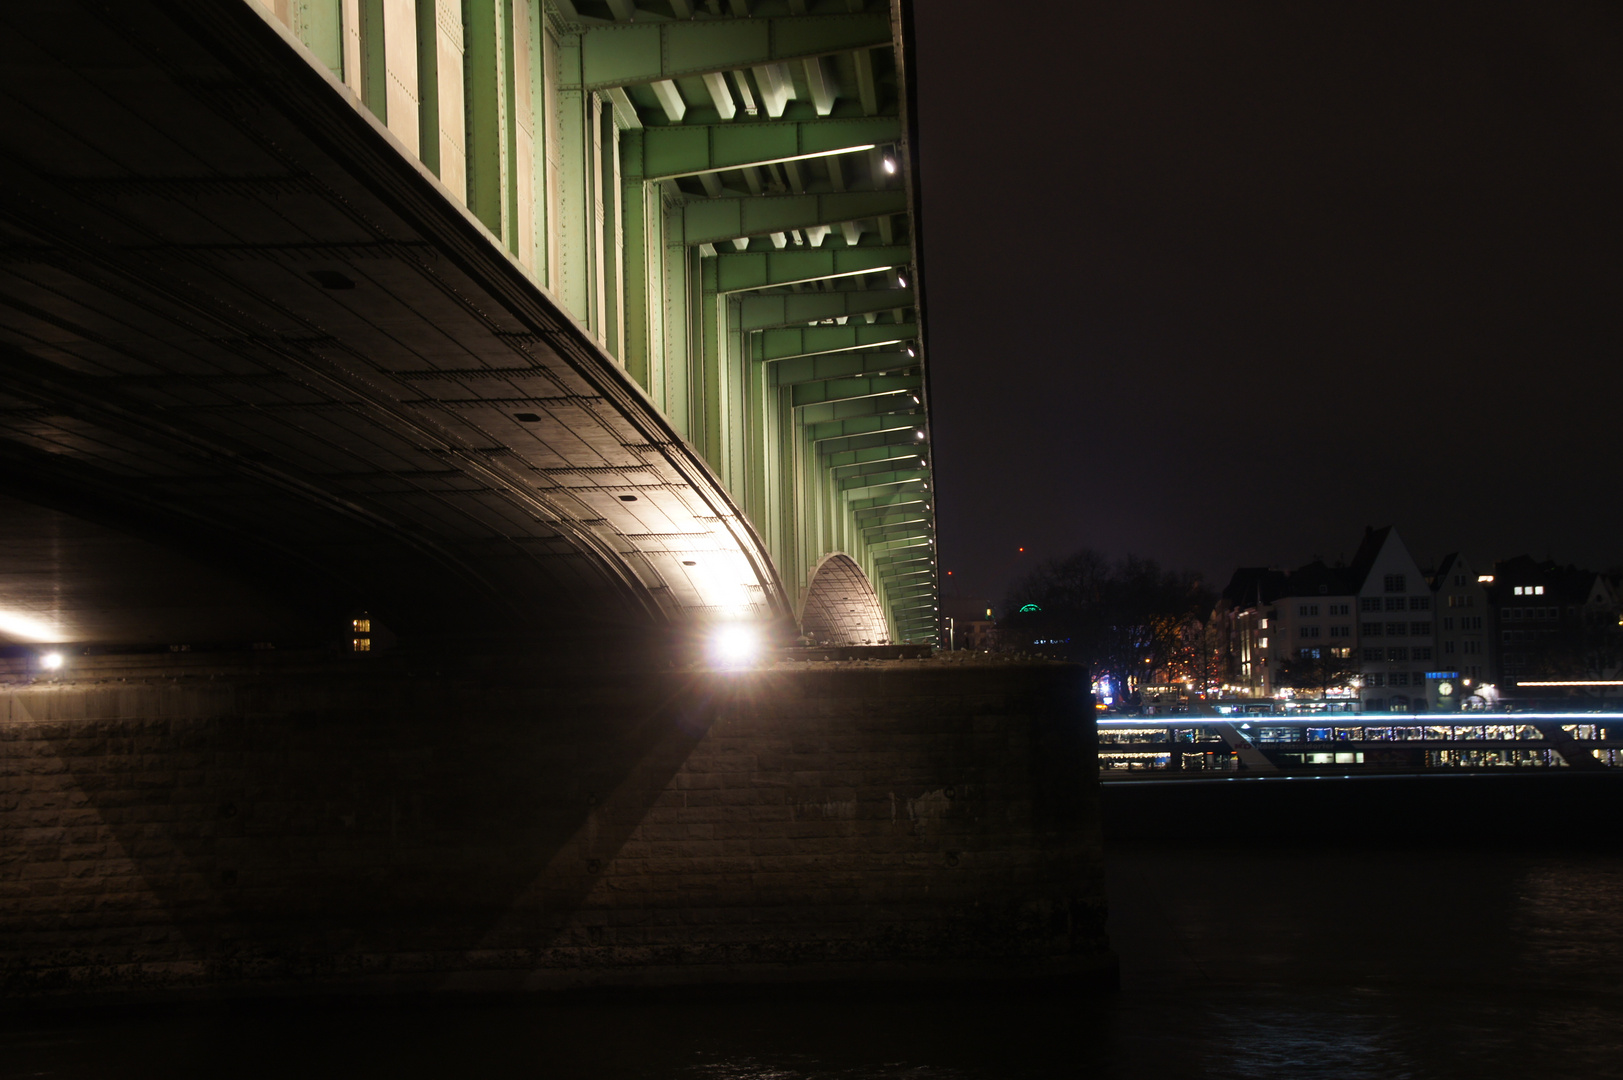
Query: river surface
[{"left": 5, "top": 842, "right": 1622, "bottom": 1079}]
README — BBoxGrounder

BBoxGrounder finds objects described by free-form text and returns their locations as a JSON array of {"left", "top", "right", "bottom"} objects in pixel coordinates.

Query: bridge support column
[{"left": 0, "top": 654, "right": 1109, "bottom": 1000}]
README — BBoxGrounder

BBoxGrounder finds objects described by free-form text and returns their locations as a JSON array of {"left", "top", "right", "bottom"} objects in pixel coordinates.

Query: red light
[{"left": 1018, "top": 547, "right": 1025, "bottom": 553}]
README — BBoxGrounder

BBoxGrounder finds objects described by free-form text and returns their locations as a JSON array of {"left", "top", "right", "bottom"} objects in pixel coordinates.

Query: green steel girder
[
  {"left": 790, "top": 374, "right": 920, "bottom": 408},
  {"left": 579, "top": 12, "right": 893, "bottom": 90},
  {"left": 757, "top": 321, "right": 915, "bottom": 361},
  {"left": 824, "top": 438, "right": 923, "bottom": 465},
  {"left": 849, "top": 488, "right": 928, "bottom": 513},
  {"left": 817, "top": 427, "right": 925, "bottom": 457},
  {"left": 826, "top": 441, "right": 922, "bottom": 468},
  {"left": 840, "top": 467, "right": 929, "bottom": 494},
  {"left": 833, "top": 454, "right": 924, "bottom": 481},
  {"left": 864, "top": 523, "right": 930, "bottom": 544},
  {"left": 844, "top": 482, "right": 928, "bottom": 503},
  {"left": 236, "top": 0, "right": 933, "bottom": 641},
  {"left": 684, "top": 191, "right": 907, "bottom": 245},
  {"left": 862, "top": 509, "right": 930, "bottom": 529},
  {"left": 772, "top": 351, "right": 913, "bottom": 386},
  {"left": 636, "top": 115, "right": 902, "bottom": 180},
  {"left": 863, "top": 519, "right": 928, "bottom": 539},
  {"left": 807, "top": 413, "right": 921, "bottom": 443},
  {"left": 738, "top": 287, "right": 913, "bottom": 331},
  {"left": 714, "top": 244, "right": 911, "bottom": 292},
  {"left": 797, "top": 393, "right": 916, "bottom": 425},
  {"left": 854, "top": 500, "right": 926, "bottom": 523}
]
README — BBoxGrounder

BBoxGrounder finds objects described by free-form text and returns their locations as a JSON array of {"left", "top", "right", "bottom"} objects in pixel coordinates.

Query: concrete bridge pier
[{"left": 0, "top": 648, "right": 1111, "bottom": 1001}]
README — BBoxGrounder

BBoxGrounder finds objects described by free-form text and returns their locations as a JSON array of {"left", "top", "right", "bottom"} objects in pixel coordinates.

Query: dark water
[{"left": 5, "top": 843, "right": 1623, "bottom": 1079}]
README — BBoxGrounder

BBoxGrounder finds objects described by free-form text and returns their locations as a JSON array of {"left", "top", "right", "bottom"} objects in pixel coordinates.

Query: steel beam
[
  {"left": 817, "top": 427, "right": 924, "bottom": 457},
  {"left": 713, "top": 244, "right": 911, "bottom": 292},
  {"left": 579, "top": 12, "right": 892, "bottom": 89},
  {"left": 826, "top": 442, "right": 921, "bottom": 468},
  {"left": 737, "top": 287, "right": 912, "bottom": 330},
  {"left": 683, "top": 190, "right": 906, "bottom": 245},
  {"left": 756, "top": 321, "right": 914, "bottom": 361},
  {"left": 833, "top": 454, "right": 923, "bottom": 480},
  {"left": 853, "top": 497, "right": 926, "bottom": 520},
  {"left": 772, "top": 351, "right": 914, "bottom": 386},
  {"left": 863, "top": 523, "right": 929, "bottom": 543},
  {"left": 797, "top": 392, "right": 916, "bottom": 425},
  {"left": 790, "top": 373, "right": 919, "bottom": 408},
  {"left": 840, "top": 465, "right": 930, "bottom": 491},
  {"left": 636, "top": 115, "right": 901, "bottom": 179}
]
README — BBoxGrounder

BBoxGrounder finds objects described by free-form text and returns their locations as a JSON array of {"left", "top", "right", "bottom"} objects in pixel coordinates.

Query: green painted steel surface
[
  {"left": 638, "top": 116, "right": 902, "bottom": 181},
  {"left": 262, "top": 0, "right": 935, "bottom": 643},
  {"left": 579, "top": 13, "right": 892, "bottom": 89}
]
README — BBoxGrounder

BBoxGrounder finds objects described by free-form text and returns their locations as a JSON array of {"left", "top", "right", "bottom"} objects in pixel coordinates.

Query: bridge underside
[{"left": 0, "top": 1, "right": 783, "bottom": 640}]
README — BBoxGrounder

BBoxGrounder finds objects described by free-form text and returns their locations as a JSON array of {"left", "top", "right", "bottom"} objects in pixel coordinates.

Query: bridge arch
[{"left": 799, "top": 554, "right": 889, "bottom": 647}]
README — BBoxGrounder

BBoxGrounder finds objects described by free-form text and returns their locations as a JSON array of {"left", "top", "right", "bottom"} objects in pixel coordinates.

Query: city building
[
  {"left": 1488, "top": 556, "right": 1621, "bottom": 698},
  {"left": 1219, "top": 526, "right": 1440, "bottom": 712},
  {"left": 1351, "top": 527, "right": 1436, "bottom": 713},
  {"left": 1430, "top": 552, "right": 1493, "bottom": 702}
]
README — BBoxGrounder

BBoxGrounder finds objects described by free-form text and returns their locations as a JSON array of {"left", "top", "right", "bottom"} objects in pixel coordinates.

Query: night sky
[{"left": 913, "top": 2, "right": 1623, "bottom": 612}]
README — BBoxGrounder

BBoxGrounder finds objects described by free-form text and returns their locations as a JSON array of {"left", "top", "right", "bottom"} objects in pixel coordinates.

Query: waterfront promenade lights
[{"left": 709, "top": 623, "right": 765, "bottom": 668}]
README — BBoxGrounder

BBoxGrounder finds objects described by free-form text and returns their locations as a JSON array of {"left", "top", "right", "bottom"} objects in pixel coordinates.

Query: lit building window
[{"left": 351, "top": 613, "right": 372, "bottom": 653}]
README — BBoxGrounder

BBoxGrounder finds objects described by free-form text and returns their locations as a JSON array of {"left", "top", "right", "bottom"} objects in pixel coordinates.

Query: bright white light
[
  {"left": 0, "top": 609, "right": 64, "bottom": 642},
  {"left": 709, "top": 624, "right": 764, "bottom": 668},
  {"left": 897, "top": 272, "right": 908, "bottom": 288},
  {"left": 883, "top": 156, "right": 897, "bottom": 174},
  {"left": 40, "top": 652, "right": 64, "bottom": 671}
]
